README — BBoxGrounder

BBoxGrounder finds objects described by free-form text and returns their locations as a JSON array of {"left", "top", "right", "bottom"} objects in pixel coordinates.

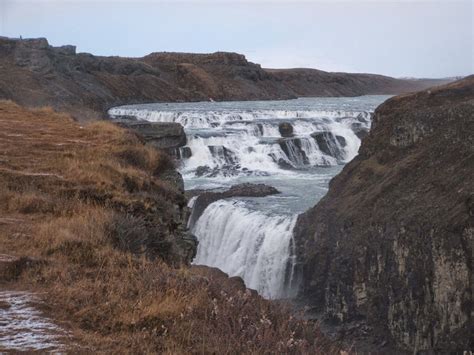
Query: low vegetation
[{"left": 0, "top": 101, "right": 336, "bottom": 353}]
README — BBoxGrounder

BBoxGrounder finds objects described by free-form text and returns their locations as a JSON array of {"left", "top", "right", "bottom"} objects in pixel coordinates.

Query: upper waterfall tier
[{"left": 109, "top": 97, "right": 388, "bottom": 177}]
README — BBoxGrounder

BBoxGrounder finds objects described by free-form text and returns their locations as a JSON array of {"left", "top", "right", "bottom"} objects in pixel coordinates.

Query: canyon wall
[
  {"left": 0, "top": 37, "right": 451, "bottom": 121},
  {"left": 294, "top": 77, "right": 473, "bottom": 352}
]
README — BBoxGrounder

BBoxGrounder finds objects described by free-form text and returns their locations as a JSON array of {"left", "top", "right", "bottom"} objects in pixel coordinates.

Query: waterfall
[
  {"left": 192, "top": 200, "right": 298, "bottom": 299},
  {"left": 109, "top": 104, "right": 372, "bottom": 177},
  {"left": 109, "top": 96, "right": 389, "bottom": 299}
]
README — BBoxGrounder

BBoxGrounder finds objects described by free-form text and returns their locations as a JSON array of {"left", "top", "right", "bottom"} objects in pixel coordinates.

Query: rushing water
[{"left": 109, "top": 96, "right": 390, "bottom": 299}]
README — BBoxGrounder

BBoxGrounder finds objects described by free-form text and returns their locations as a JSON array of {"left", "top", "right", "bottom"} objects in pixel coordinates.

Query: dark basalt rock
[
  {"left": 188, "top": 183, "right": 280, "bottom": 228},
  {"left": 335, "top": 135, "right": 347, "bottom": 147},
  {"left": 351, "top": 122, "right": 369, "bottom": 140},
  {"left": 195, "top": 165, "right": 212, "bottom": 177},
  {"left": 279, "top": 122, "right": 294, "bottom": 137},
  {"left": 208, "top": 145, "right": 237, "bottom": 165},
  {"left": 311, "top": 131, "right": 345, "bottom": 160},
  {"left": 177, "top": 146, "right": 192, "bottom": 159},
  {"left": 278, "top": 138, "right": 310, "bottom": 166},
  {"left": 276, "top": 157, "right": 294, "bottom": 170},
  {"left": 116, "top": 121, "right": 187, "bottom": 150},
  {"left": 294, "top": 77, "right": 474, "bottom": 352}
]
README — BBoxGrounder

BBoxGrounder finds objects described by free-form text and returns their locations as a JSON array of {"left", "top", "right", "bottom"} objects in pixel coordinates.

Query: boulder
[{"left": 278, "top": 122, "right": 294, "bottom": 137}]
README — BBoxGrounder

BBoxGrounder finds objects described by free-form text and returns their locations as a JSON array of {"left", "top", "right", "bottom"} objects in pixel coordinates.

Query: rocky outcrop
[
  {"left": 116, "top": 121, "right": 186, "bottom": 150},
  {"left": 0, "top": 37, "right": 453, "bottom": 121},
  {"left": 294, "top": 77, "right": 473, "bottom": 352},
  {"left": 188, "top": 183, "right": 280, "bottom": 227},
  {"left": 116, "top": 120, "right": 187, "bottom": 160},
  {"left": 311, "top": 131, "right": 346, "bottom": 161}
]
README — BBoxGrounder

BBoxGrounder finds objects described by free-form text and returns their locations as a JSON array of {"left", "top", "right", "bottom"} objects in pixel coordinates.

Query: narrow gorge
[
  {"left": 0, "top": 35, "right": 471, "bottom": 353},
  {"left": 109, "top": 77, "right": 473, "bottom": 353}
]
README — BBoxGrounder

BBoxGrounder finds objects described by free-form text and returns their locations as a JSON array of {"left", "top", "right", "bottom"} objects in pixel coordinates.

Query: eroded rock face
[
  {"left": 311, "top": 131, "right": 346, "bottom": 161},
  {"left": 294, "top": 77, "right": 474, "bottom": 352},
  {"left": 115, "top": 121, "right": 186, "bottom": 149}
]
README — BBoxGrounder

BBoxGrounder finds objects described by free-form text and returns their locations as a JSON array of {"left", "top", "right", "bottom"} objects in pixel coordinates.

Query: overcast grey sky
[{"left": 1, "top": 0, "right": 472, "bottom": 77}]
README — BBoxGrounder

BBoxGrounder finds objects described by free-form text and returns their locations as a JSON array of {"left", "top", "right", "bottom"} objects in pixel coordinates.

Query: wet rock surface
[
  {"left": 311, "top": 131, "right": 345, "bottom": 161},
  {"left": 187, "top": 183, "right": 280, "bottom": 227},
  {"left": 278, "top": 122, "right": 294, "bottom": 137},
  {"left": 294, "top": 76, "right": 474, "bottom": 352}
]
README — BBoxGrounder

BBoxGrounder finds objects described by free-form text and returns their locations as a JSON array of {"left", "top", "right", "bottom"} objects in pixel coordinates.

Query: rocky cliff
[
  {"left": 0, "top": 37, "right": 451, "bottom": 121},
  {"left": 294, "top": 77, "right": 473, "bottom": 352}
]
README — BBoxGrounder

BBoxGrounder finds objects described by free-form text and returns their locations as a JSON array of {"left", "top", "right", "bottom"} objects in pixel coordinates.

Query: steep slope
[
  {"left": 0, "top": 101, "right": 336, "bottom": 353},
  {"left": 0, "top": 37, "right": 451, "bottom": 121},
  {"left": 294, "top": 77, "right": 473, "bottom": 352}
]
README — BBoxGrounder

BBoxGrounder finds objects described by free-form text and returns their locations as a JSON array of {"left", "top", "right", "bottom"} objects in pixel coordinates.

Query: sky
[{"left": 0, "top": 0, "right": 472, "bottom": 78}]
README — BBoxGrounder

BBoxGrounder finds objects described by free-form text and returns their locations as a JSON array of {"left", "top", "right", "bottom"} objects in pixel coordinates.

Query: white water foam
[
  {"left": 110, "top": 106, "right": 371, "bottom": 176},
  {"left": 108, "top": 107, "right": 371, "bottom": 129}
]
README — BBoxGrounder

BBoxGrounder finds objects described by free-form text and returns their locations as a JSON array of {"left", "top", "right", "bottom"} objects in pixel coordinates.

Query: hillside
[
  {"left": 293, "top": 76, "right": 474, "bottom": 352},
  {"left": 0, "top": 101, "right": 336, "bottom": 352},
  {"left": 0, "top": 37, "right": 452, "bottom": 120},
  {"left": 267, "top": 68, "right": 452, "bottom": 97}
]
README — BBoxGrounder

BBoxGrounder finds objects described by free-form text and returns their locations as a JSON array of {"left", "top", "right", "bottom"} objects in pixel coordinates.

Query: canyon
[{"left": 0, "top": 35, "right": 471, "bottom": 353}]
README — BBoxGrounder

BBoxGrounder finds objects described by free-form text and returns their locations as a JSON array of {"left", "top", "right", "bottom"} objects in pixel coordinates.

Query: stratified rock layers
[{"left": 294, "top": 77, "right": 473, "bottom": 352}]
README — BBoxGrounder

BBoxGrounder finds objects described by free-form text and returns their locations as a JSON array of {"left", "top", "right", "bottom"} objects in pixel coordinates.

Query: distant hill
[{"left": 0, "top": 37, "right": 454, "bottom": 120}]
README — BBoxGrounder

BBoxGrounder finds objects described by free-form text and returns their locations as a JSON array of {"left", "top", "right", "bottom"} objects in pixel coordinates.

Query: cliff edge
[{"left": 294, "top": 76, "right": 473, "bottom": 352}]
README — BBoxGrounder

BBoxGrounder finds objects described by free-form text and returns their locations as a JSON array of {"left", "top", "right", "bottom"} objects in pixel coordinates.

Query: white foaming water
[
  {"left": 192, "top": 200, "right": 297, "bottom": 299},
  {"left": 109, "top": 96, "right": 390, "bottom": 299},
  {"left": 109, "top": 107, "right": 371, "bottom": 129},
  {"left": 110, "top": 98, "right": 376, "bottom": 176}
]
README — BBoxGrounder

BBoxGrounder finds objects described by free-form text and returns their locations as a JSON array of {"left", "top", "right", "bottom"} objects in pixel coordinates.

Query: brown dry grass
[{"left": 0, "top": 101, "right": 337, "bottom": 353}]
